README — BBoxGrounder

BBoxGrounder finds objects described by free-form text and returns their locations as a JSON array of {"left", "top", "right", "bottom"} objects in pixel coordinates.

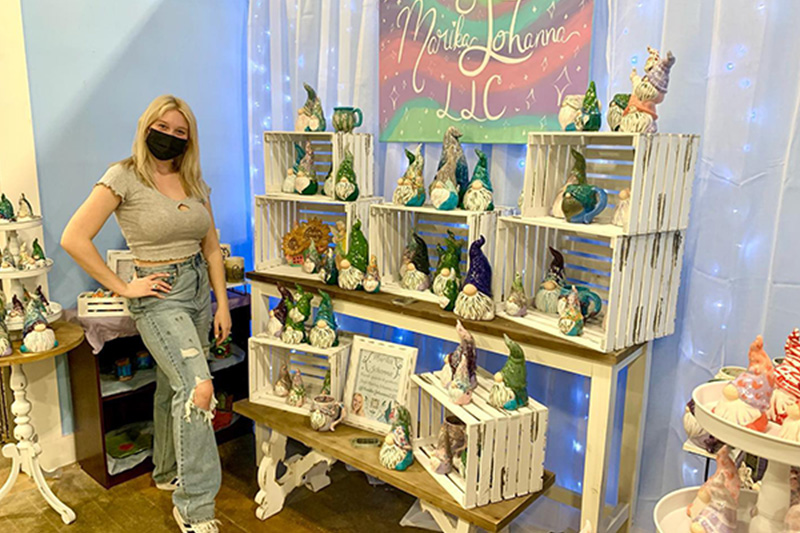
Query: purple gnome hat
[{"left": 461, "top": 235, "right": 492, "bottom": 297}]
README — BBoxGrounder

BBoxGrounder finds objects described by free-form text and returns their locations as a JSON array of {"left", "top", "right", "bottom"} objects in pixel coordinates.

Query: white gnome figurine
[{"left": 620, "top": 47, "right": 675, "bottom": 134}]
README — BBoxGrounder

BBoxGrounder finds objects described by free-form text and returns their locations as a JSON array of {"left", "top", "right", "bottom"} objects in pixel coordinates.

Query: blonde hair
[{"left": 118, "top": 95, "right": 207, "bottom": 200}]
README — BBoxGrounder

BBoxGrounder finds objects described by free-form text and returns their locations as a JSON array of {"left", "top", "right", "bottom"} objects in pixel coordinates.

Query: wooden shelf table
[{"left": 247, "top": 271, "right": 652, "bottom": 533}]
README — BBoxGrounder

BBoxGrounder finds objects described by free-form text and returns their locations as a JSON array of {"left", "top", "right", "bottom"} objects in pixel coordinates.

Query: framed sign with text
[
  {"left": 379, "top": 0, "right": 594, "bottom": 143},
  {"left": 342, "top": 336, "right": 419, "bottom": 434}
]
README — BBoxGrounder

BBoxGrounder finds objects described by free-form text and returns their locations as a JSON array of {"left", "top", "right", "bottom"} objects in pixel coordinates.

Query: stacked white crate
[{"left": 495, "top": 132, "right": 699, "bottom": 353}]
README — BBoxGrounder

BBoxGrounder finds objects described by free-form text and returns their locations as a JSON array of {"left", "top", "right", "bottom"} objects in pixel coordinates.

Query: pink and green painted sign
[{"left": 379, "top": 0, "right": 594, "bottom": 143}]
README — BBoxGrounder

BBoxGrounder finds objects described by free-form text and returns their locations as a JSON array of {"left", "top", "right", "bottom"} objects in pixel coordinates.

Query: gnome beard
[
  {"left": 335, "top": 178, "right": 356, "bottom": 201},
  {"left": 713, "top": 383, "right": 765, "bottom": 430},
  {"left": 770, "top": 387, "right": 798, "bottom": 424},
  {"left": 401, "top": 264, "right": 430, "bottom": 291},
  {"left": 302, "top": 255, "right": 317, "bottom": 274},
  {"left": 433, "top": 268, "right": 457, "bottom": 297},
  {"left": 309, "top": 321, "right": 336, "bottom": 349},
  {"left": 393, "top": 181, "right": 414, "bottom": 205},
  {"left": 380, "top": 435, "right": 409, "bottom": 470},
  {"left": 489, "top": 373, "right": 515, "bottom": 410},
  {"left": 454, "top": 284, "right": 495, "bottom": 321},
  {"left": 463, "top": 183, "right": 493, "bottom": 212},
  {"left": 430, "top": 182, "right": 457, "bottom": 210},
  {"left": 281, "top": 327, "right": 304, "bottom": 345},
  {"left": 338, "top": 260, "right": 364, "bottom": 290},
  {"left": 780, "top": 403, "right": 800, "bottom": 442}
]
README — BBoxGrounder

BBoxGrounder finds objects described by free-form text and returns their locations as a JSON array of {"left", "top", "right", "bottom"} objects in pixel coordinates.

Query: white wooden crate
[
  {"left": 77, "top": 292, "right": 129, "bottom": 317},
  {"left": 254, "top": 193, "right": 383, "bottom": 277},
  {"left": 263, "top": 131, "right": 374, "bottom": 198},
  {"left": 368, "top": 204, "right": 502, "bottom": 303},
  {"left": 408, "top": 369, "right": 548, "bottom": 509},
  {"left": 521, "top": 132, "right": 699, "bottom": 236},
  {"left": 248, "top": 335, "right": 351, "bottom": 416},
  {"left": 493, "top": 215, "right": 686, "bottom": 353}
]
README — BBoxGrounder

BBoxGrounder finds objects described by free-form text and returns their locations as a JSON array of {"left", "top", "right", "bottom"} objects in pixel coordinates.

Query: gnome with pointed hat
[
  {"left": 0, "top": 194, "right": 15, "bottom": 222},
  {"left": 713, "top": 335, "right": 775, "bottom": 432},
  {"left": 436, "top": 320, "right": 477, "bottom": 392},
  {"left": 504, "top": 272, "right": 529, "bottom": 317},
  {"left": 432, "top": 231, "right": 462, "bottom": 297},
  {"left": 621, "top": 47, "right": 675, "bottom": 133},
  {"left": 309, "top": 290, "right": 339, "bottom": 349},
  {"left": 454, "top": 236, "right": 495, "bottom": 321},
  {"left": 770, "top": 328, "right": 800, "bottom": 424},
  {"left": 462, "top": 149, "right": 494, "bottom": 212},
  {"left": 319, "top": 248, "right": 339, "bottom": 286},
  {"left": 560, "top": 149, "right": 608, "bottom": 224},
  {"left": 380, "top": 404, "right": 414, "bottom": 471},
  {"left": 17, "top": 193, "right": 34, "bottom": 221},
  {"left": 20, "top": 300, "right": 57, "bottom": 353},
  {"left": 363, "top": 254, "right": 381, "bottom": 293},
  {"left": 565, "top": 81, "right": 602, "bottom": 132},
  {"left": 338, "top": 219, "right": 368, "bottom": 291},
  {"left": 489, "top": 335, "right": 529, "bottom": 411},
  {"left": 400, "top": 232, "right": 431, "bottom": 291},
  {"left": 334, "top": 149, "right": 360, "bottom": 202},
  {"left": 535, "top": 247, "right": 566, "bottom": 314},
  {"left": 295, "top": 82, "right": 326, "bottom": 132},
  {"left": 393, "top": 144, "right": 425, "bottom": 207},
  {"left": 688, "top": 446, "right": 739, "bottom": 533},
  {"left": 434, "top": 127, "right": 469, "bottom": 209},
  {"left": 286, "top": 370, "right": 306, "bottom": 407},
  {"left": 274, "top": 363, "right": 292, "bottom": 397}
]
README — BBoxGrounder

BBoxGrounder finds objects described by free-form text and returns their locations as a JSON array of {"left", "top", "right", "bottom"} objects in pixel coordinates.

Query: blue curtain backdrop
[{"left": 248, "top": 1, "right": 800, "bottom": 531}]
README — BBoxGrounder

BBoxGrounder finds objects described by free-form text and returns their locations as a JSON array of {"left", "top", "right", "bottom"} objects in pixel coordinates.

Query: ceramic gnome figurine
[
  {"left": 620, "top": 47, "right": 675, "bottom": 134},
  {"left": 274, "top": 364, "right": 292, "bottom": 397},
  {"left": 436, "top": 321, "right": 477, "bottom": 402},
  {"left": 564, "top": 81, "right": 602, "bottom": 132},
  {"left": 454, "top": 236, "right": 495, "bottom": 321},
  {"left": 489, "top": 335, "right": 528, "bottom": 411},
  {"left": 613, "top": 188, "right": 631, "bottom": 227},
  {"left": 363, "top": 255, "right": 381, "bottom": 293},
  {"left": 319, "top": 248, "right": 339, "bottom": 286},
  {"left": 769, "top": 328, "right": 800, "bottom": 424},
  {"left": 281, "top": 285, "right": 313, "bottom": 345},
  {"left": 291, "top": 141, "right": 318, "bottom": 195},
  {"left": 20, "top": 301, "right": 57, "bottom": 353},
  {"left": 433, "top": 232, "right": 462, "bottom": 311},
  {"left": 462, "top": 149, "right": 494, "bottom": 212},
  {"left": 0, "top": 315, "right": 12, "bottom": 357},
  {"left": 380, "top": 404, "right": 414, "bottom": 471},
  {"left": 504, "top": 272, "right": 529, "bottom": 317},
  {"left": 786, "top": 467, "right": 800, "bottom": 533},
  {"left": 607, "top": 94, "right": 631, "bottom": 132},
  {"left": 558, "top": 286, "right": 584, "bottom": 336},
  {"left": 17, "top": 194, "right": 33, "bottom": 221},
  {"left": 780, "top": 401, "right": 800, "bottom": 442},
  {"left": 689, "top": 446, "right": 739, "bottom": 533},
  {"left": 267, "top": 282, "right": 293, "bottom": 338},
  {"left": 393, "top": 144, "right": 425, "bottom": 207},
  {"left": 333, "top": 220, "right": 347, "bottom": 270},
  {"left": 438, "top": 126, "right": 469, "bottom": 208},
  {"left": 535, "top": 247, "right": 566, "bottom": 314},
  {"left": 295, "top": 82, "right": 326, "bottom": 132},
  {"left": 400, "top": 232, "right": 431, "bottom": 292},
  {"left": 560, "top": 149, "right": 608, "bottom": 224},
  {"left": 302, "top": 239, "right": 322, "bottom": 274},
  {"left": 429, "top": 160, "right": 460, "bottom": 211},
  {"left": 713, "top": 335, "right": 775, "bottom": 432},
  {"left": 286, "top": 370, "right": 306, "bottom": 407},
  {"left": 558, "top": 94, "right": 583, "bottom": 130},
  {"left": 0, "top": 194, "right": 15, "bottom": 222},
  {"left": 338, "top": 219, "right": 368, "bottom": 290},
  {"left": 309, "top": 290, "right": 339, "bottom": 349},
  {"left": 334, "top": 150, "right": 359, "bottom": 202}
]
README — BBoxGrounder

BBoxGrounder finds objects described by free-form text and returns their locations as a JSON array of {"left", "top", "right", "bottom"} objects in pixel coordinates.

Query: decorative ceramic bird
[
  {"left": 393, "top": 144, "right": 425, "bottom": 207},
  {"left": 274, "top": 364, "right": 292, "bottom": 397},
  {"left": 363, "top": 254, "right": 381, "bottom": 293},
  {"left": 309, "top": 290, "right": 339, "bottom": 349},
  {"left": 504, "top": 272, "right": 528, "bottom": 317},
  {"left": 436, "top": 126, "right": 469, "bottom": 207},
  {"left": 561, "top": 149, "right": 608, "bottom": 224},
  {"left": 286, "top": 370, "right": 306, "bottom": 407},
  {"left": 290, "top": 141, "right": 318, "bottom": 195},
  {"left": 295, "top": 82, "right": 326, "bottom": 132},
  {"left": 489, "top": 335, "right": 528, "bottom": 410},
  {"left": 607, "top": 93, "right": 631, "bottom": 132},
  {"left": 400, "top": 232, "right": 431, "bottom": 291},
  {"left": 462, "top": 149, "right": 494, "bottom": 212},
  {"left": 558, "top": 286, "right": 584, "bottom": 336},
  {"left": 454, "top": 236, "right": 495, "bottom": 321},
  {"left": 565, "top": 81, "right": 601, "bottom": 132},
  {"left": 0, "top": 194, "right": 15, "bottom": 222},
  {"left": 17, "top": 194, "right": 33, "bottom": 220},
  {"left": 320, "top": 248, "right": 338, "bottom": 286},
  {"left": 380, "top": 404, "right": 414, "bottom": 471},
  {"left": 335, "top": 149, "right": 359, "bottom": 201}
]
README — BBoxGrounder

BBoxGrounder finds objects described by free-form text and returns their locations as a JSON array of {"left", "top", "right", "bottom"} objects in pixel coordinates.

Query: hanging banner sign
[{"left": 379, "top": 0, "right": 594, "bottom": 143}]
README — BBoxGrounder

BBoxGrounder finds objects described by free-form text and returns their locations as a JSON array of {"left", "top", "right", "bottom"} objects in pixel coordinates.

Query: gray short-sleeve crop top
[{"left": 96, "top": 163, "right": 212, "bottom": 262}]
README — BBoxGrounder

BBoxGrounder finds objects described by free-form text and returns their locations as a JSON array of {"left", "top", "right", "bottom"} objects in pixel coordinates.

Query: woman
[{"left": 62, "top": 95, "right": 230, "bottom": 533}]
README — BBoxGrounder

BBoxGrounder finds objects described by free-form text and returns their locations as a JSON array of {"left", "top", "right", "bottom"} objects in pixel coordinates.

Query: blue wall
[{"left": 22, "top": 0, "right": 251, "bottom": 307}]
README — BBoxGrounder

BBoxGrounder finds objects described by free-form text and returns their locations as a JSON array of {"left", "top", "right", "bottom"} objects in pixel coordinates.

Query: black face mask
[{"left": 146, "top": 129, "right": 188, "bottom": 161}]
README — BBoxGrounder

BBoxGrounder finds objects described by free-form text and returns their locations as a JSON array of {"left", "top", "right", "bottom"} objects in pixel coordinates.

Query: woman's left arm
[{"left": 201, "top": 200, "right": 232, "bottom": 346}]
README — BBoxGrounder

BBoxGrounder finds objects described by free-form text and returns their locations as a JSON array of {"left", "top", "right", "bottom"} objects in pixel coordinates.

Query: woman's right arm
[{"left": 60, "top": 185, "right": 170, "bottom": 298}]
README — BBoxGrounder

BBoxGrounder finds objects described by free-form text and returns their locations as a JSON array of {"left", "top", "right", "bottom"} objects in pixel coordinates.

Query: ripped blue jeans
[{"left": 128, "top": 253, "right": 220, "bottom": 524}]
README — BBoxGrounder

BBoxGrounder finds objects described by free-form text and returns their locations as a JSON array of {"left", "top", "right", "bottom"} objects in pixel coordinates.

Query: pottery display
[
  {"left": 558, "top": 286, "right": 584, "bottom": 336},
  {"left": 560, "top": 149, "right": 608, "bottom": 224},
  {"left": 620, "top": 47, "right": 675, "bottom": 133},
  {"left": 309, "top": 395, "right": 346, "bottom": 432},
  {"left": 400, "top": 232, "right": 431, "bottom": 292},
  {"left": 286, "top": 370, "right": 306, "bottom": 407},
  {"left": 334, "top": 149, "right": 359, "bottom": 201},
  {"left": 295, "top": 82, "right": 326, "bottom": 132},
  {"left": 435, "top": 320, "right": 477, "bottom": 400},
  {"left": 380, "top": 404, "right": 414, "bottom": 471},
  {"left": 769, "top": 328, "right": 800, "bottom": 424},
  {"left": 309, "top": 290, "right": 338, "bottom": 349},
  {"left": 504, "top": 272, "right": 529, "bottom": 317},
  {"left": 363, "top": 254, "right": 381, "bottom": 293},
  {"left": 462, "top": 149, "right": 494, "bottom": 212},
  {"left": 564, "top": 81, "right": 601, "bottom": 132},
  {"left": 489, "top": 335, "right": 529, "bottom": 411},
  {"left": 431, "top": 127, "right": 467, "bottom": 211},
  {"left": 332, "top": 106, "right": 362, "bottom": 133},
  {"left": 430, "top": 415, "right": 467, "bottom": 476},
  {"left": 689, "top": 446, "right": 739, "bottom": 533},
  {"left": 454, "top": 236, "right": 495, "bottom": 321},
  {"left": 393, "top": 144, "right": 425, "bottom": 207}
]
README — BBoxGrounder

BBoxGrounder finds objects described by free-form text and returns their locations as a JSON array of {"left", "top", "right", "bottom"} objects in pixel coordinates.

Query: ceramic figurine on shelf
[
  {"left": 560, "top": 149, "right": 608, "bottom": 224},
  {"left": 504, "top": 272, "right": 529, "bottom": 317},
  {"left": 786, "top": 467, "right": 800, "bottom": 533},
  {"left": 302, "top": 239, "right": 322, "bottom": 274},
  {"left": 683, "top": 399, "right": 724, "bottom": 455},
  {"left": 282, "top": 223, "right": 310, "bottom": 266},
  {"left": 489, "top": 335, "right": 528, "bottom": 411},
  {"left": 439, "top": 274, "right": 459, "bottom": 312},
  {"left": 9, "top": 295, "right": 23, "bottom": 319},
  {"left": 309, "top": 290, "right": 339, "bottom": 349},
  {"left": 271, "top": 282, "right": 294, "bottom": 331},
  {"left": 289, "top": 141, "right": 318, "bottom": 196},
  {"left": 295, "top": 82, "right": 326, "bottom": 132},
  {"left": 561, "top": 285, "right": 603, "bottom": 321},
  {"left": 551, "top": 173, "right": 578, "bottom": 218},
  {"left": 769, "top": 328, "right": 800, "bottom": 424},
  {"left": 612, "top": 188, "right": 631, "bottom": 227},
  {"left": 281, "top": 286, "right": 312, "bottom": 345},
  {"left": 436, "top": 126, "right": 469, "bottom": 208},
  {"left": 0, "top": 316, "right": 12, "bottom": 357},
  {"left": 274, "top": 364, "right": 292, "bottom": 397},
  {"left": 620, "top": 47, "right": 675, "bottom": 134},
  {"left": 17, "top": 194, "right": 33, "bottom": 221},
  {"left": 429, "top": 167, "right": 460, "bottom": 211},
  {"left": 309, "top": 395, "right": 346, "bottom": 432},
  {"left": 380, "top": 404, "right": 414, "bottom": 471},
  {"left": 432, "top": 231, "right": 462, "bottom": 298},
  {"left": 286, "top": 370, "right": 306, "bottom": 407},
  {"left": 462, "top": 149, "right": 494, "bottom": 212},
  {"left": 400, "top": 233, "right": 431, "bottom": 292},
  {"left": 430, "top": 416, "right": 467, "bottom": 476},
  {"left": 436, "top": 320, "right": 477, "bottom": 391},
  {"left": 0, "top": 194, "right": 15, "bottom": 222},
  {"left": 780, "top": 401, "right": 800, "bottom": 442},
  {"left": 392, "top": 144, "right": 425, "bottom": 207},
  {"left": 454, "top": 236, "right": 495, "bottom": 321},
  {"left": 558, "top": 286, "right": 584, "bottom": 336},
  {"left": 332, "top": 220, "right": 347, "bottom": 270},
  {"left": 334, "top": 149, "right": 359, "bottom": 201},
  {"left": 323, "top": 167, "right": 335, "bottom": 198},
  {"left": 607, "top": 93, "right": 631, "bottom": 132},
  {"left": 689, "top": 446, "right": 739, "bottom": 533},
  {"left": 20, "top": 302, "right": 57, "bottom": 353},
  {"left": 363, "top": 255, "right": 381, "bottom": 293},
  {"left": 0, "top": 245, "right": 15, "bottom": 272},
  {"left": 17, "top": 243, "right": 36, "bottom": 270},
  {"left": 558, "top": 94, "right": 583, "bottom": 131},
  {"left": 338, "top": 219, "right": 368, "bottom": 291},
  {"left": 448, "top": 354, "right": 475, "bottom": 405},
  {"left": 332, "top": 106, "right": 363, "bottom": 133},
  {"left": 534, "top": 247, "right": 566, "bottom": 314},
  {"left": 713, "top": 335, "right": 775, "bottom": 432},
  {"left": 565, "top": 81, "right": 601, "bottom": 132},
  {"left": 319, "top": 248, "right": 339, "bottom": 286}
]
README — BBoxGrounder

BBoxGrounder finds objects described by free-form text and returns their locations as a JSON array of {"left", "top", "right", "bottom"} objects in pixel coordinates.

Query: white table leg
[
  {"left": 0, "top": 364, "right": 76, "bottom": 524},
  {"left": 419, "top": 500, "right": 476, "bottom": 533}
]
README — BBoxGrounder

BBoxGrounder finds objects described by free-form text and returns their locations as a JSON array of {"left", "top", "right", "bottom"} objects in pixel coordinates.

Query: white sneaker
[
  {"left": 173, "top": 507, "right": 220, "bottom": 533},
  {"left": 156, "top": 477, "right": 180, "bottom": 491}
]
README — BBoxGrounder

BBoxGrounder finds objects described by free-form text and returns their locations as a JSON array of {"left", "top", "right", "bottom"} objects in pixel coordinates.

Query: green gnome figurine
[
  {"left": 462, "top": 149, "right": 494, "bottom": 212},
  {"left": 338, "top": 219, "right": 368, "bottom": 290},
  {"left": 281, "top": 285, "right": 313, "bottom": 345},
  {"left": 565, "top": 81, "right": 602, "bottom": 132},
  {"left": 309, "top": 290, "right": 339, "bottom": 349},
  {"left": 488, "top": 335, "right": 528, "bottom": 411},
  {"left": 295, "top": 82, "right": 326, "bottom": 132},
  {"left": 334, "top": 150, "right": 360, "bottom": 202},
  {"left": 432, "top": 230, "right": 463, "bottom": 300},
  {"left": 379, "top": 404, "right": 414, "bottom": 471},
  {"left": 0, "top": 194, "right": 15, "bottom": 222}
]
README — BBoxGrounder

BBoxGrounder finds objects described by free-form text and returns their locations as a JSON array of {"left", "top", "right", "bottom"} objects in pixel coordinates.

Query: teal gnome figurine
[
  {"left": 286, "top": 141, "right": 318, "bottom": 195},
  {"left": 295, "top": 82, "right": 326, "bottom": 132},
  {"left": 0, "top": 194, "right": 15, "bottom": 222},
  {"left": 565, "top": 81, "right": 602, "bottom": 132},
  {"left": 558, "top": 286, "right": 585, "bottom": 336},
  {"left": 338, "top": 219, "right": 368, "bottom": 290},
  {"left": 534, "top": 247, "right": 566, "bottom": 314},
  {"left": 380, "top": 404, "right": 414, "bottom": 471},
  {"left": 393, "top": 144, "right": 425, "bottom": 207},
  {"left": 334, "top": 149, "right": 359, "bottom": 202},
  {"left": 489, "top": 335, "right": 528, "bottom": 411},
  {"left": 561, "top": 149, "right": 608, "bottom": 224},
  {"left": 309, "top": 290, "right": 339, "bottom": 349},
  {"left": 504, "top": 272, "right": 529, "bottom": 317},
  {"left": 400, "top": 232, "right": 431, "bottom": 292},
  {"left": 433, "top": 230, "right": 462, "bottom": 297},
  {"left": 320, "top": 248, "right": 339, "bottom": 286},
  {"left": 462, "top": 149, "right": 494, "bottom": 212},
  {"left": 281, "top": 285, "right": 313, "bottom": 344}
]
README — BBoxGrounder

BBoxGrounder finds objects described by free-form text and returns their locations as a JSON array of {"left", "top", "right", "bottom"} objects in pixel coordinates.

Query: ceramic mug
[
  {"left": 332, "top": 106, "right": 363, "bottom": 133},
  {"left": 559, "top": 285, "right": 603, "bottom": 320},
  {"left": 309, "top": 395, "right": 346, "bottom": 432}
]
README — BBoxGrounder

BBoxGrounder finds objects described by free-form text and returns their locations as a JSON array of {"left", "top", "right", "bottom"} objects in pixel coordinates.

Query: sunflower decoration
[
  {"left": 282, "top": 223, "right": 311, "bottom": 265},
  {"left": 301, "top": 218, "right": 332, "bottom": 254}
]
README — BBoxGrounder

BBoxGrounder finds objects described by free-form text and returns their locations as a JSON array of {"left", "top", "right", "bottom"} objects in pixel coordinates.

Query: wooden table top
[
  {"left": 247, "top": 270, "right": 640, "bottom": 366},
  {"left": 0, "top": 321, "right": 85, "bottom": 367},
  {"left": 234, "top": 399, "right": 555, "bottom": 532}
]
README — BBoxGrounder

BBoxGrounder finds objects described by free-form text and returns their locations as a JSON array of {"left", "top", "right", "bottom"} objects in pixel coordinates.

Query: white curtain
[{"left": 247, "top": 1, "right": 800, "bottom": 531}]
